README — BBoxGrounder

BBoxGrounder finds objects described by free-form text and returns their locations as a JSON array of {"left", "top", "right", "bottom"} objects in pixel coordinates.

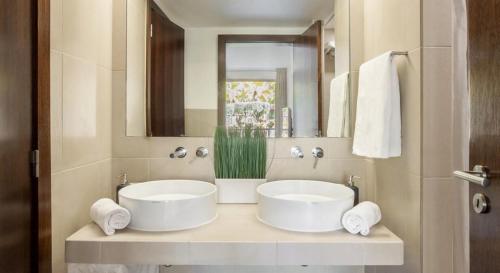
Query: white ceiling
[{"left": 156, "top": 0, "right": 335, "bottom": 28}]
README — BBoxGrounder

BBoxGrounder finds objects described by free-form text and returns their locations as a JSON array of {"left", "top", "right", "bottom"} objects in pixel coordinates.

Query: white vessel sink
[
  {"left": 119, "top": 180, "right": 217, "bottom": 231},
  {"left": 257, "top": 180, "right": 354, "bottom": 232}
]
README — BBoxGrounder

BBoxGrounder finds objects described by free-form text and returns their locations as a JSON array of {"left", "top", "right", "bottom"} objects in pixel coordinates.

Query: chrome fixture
[
  {"left": 169, "top": 147, "right": 187, "bottom": 159},
  {"left": 453, "top": 165, "right": 493, "bottom": 187},
  {"left": 291, "top": 146, "right": 304, "bottom": 159},
  {"left": 115, "top": 172, "right": 132, "bottom": 203},
  {"left": 195, "top": 147, "right": 209, "bottom": 158},
  {"left": 454, "top": 165, "right": 498, "bottom": 214},
  {"left": 312, "top": 147, "right": 324, "bottom": 158},
  {"left": 312, "top": 147, "right": 324, "bottom": 169},
  {"left": 346, "top": 175, "right": 361, "bottom": 205},
  {"left": 391, "top": 51, "right": 408, "bottom": 56},
  {"left": 472, "top": 193, "right": 488, "bottom": 214}
]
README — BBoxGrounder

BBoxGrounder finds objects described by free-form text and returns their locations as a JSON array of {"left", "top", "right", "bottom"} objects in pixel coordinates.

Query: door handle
[{"left": 453, "top": 165, "right": 492, "bottom": 187}]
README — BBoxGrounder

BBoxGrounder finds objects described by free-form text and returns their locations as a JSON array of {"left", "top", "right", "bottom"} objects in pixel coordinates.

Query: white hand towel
[
  {"left": 90, "top": 198, "right": 131, "bottom": 236},
  {"left": 353, "top": 51, "right": 401, "bottom": 158},
  {"left": 327, "top": 72, "right": 350, "bottom": 137},
  {"left": 341, "top": 201, "right": 382, "bottom": 236}
]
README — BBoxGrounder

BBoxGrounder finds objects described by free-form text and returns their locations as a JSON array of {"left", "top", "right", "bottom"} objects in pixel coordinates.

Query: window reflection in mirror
[
  {"left": 125, "top": 0, "right": 351, "bottom": 138},
  {"left": 222, "top": 42, "right": 294, "bottom": 138}
]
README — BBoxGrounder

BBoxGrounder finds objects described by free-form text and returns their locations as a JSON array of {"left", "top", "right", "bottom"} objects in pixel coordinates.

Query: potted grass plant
[{"left": 214, "top": 126, "right": 267, "bottom": 203}]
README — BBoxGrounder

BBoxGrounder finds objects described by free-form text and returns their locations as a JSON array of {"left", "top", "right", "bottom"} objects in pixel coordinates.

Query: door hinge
[
  {"left": 150, "top": 24, "right": 153, "bottom": 38},
  {"left": 31, "top": 149, "right": 39, "bottom": 178}
]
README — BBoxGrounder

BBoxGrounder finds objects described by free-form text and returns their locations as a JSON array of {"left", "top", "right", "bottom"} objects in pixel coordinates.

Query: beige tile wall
[
  {"left": 357, "top": 1, "right": 461, "bottom": 273},
  {"left": 356, "top": 1, "right": 423, "bottom": 273},
  {"left": 111, "top": 136, "right": 371, "bottom": 200},
  {"left": 184, "top": 109, "right": 218, "bottom": 137},
  {"left": 51, "top": 1, "right": 464, "bottom": 273},
  {"left": 50, "top": 0, "right": 114, "bottom": 272},
  {"left": 126, "top": 0, "right": 148, "bottom": 136},
  {"left": 421, "top": 1, "right": 461, "bottom": 273}
]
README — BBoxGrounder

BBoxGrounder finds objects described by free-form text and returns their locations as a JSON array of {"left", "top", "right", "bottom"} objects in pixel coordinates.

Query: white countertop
[{"left": 66, "top": 204, "right": 403, "bottom": 266}]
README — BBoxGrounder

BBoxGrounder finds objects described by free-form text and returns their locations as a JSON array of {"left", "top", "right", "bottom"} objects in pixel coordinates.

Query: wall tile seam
[
  {"left": 57, "top": 51, "right": 115, "bottom": 71},
  {"left": 112, "top": 157, "right": 154, "bottom": 160},
  {"left": 421, "top": 2, "right": 454, "bottom": 49},
  {"left": 373, "top": 163, "right": 422, "bottom": 177},
  {"left": 50, "top": 48, "right": 63, "bottom": 54},
  {"left": 419, "top": 56, "right": 424, "bottom": 273},
  {"left": 419, "top": 7, "right": 424, "bottom": 260},
  {"left": 111, "top": 157, "right": 367, "bottom": 163},
  {"left": 361, "top": 47, "right": 421, "bottom": 64},
  {"left": 52, "top": 51, "right": 112, "bottom": 73},
  {"left": 422, "top": 176, "right": 454, "bottom": 181},
  {"left": 419, "top": 0, "right": 424, "bottom": 49},
  {"left": 408, "top": 47, "right": 422, "bottom": 55},
  {"left": 408, "top": 169, "right": 423, "bottom": 177},
  {"left": 422, "top": 46, "right": 453, "bottom": 49},
  {"left": 51, "top": 157, "right": 113, "bottom": 176},
  {"left": 421, "top": 42, "right": 454, "bottom": 51}
]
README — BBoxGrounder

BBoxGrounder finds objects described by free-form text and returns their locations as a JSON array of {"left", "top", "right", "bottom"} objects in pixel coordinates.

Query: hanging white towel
[
  {"left": 341, "top": 201, "right": 382, "bottom": 236},
  {"left": 327, "top": 72, "right": 350, "bottom": 137},
  {"left": 353, "top": 51, "right": 401, "bottom": 158},
  {"left": 90, "top": 198, "right": 131, "bottom": 236},
  {"left": 68, "top": 264, "right": 159, "bottom": 273}
]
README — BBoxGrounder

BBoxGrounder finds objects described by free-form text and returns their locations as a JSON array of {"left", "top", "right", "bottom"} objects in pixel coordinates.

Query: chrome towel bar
[{"left": 391, "top": 51, "right": 408, "bottom": 56}]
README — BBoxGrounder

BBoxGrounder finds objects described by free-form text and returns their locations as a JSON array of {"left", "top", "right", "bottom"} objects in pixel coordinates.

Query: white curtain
[{"left": 274, "top": 68, "right": 287, "bottom": 137}]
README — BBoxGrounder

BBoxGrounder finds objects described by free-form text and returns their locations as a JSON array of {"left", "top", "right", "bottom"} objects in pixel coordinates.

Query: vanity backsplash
[{"left": 111, "top": 137, "right": 372, "bottom": 202}]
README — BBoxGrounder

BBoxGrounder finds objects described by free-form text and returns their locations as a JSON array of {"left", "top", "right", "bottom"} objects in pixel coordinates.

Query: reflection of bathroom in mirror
[{"left": 126, "top": 0, "right": 351, "bottom": 138}]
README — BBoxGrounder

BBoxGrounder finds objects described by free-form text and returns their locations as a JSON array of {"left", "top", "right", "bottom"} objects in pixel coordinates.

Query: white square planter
[{"left": 215, "top": 178, "right": 266, "bottom": 204}]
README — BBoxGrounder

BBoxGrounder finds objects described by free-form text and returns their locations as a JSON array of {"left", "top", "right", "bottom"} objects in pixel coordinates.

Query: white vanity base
[{"left": 66, "top": 204, "right": 403, "bottom": 266}]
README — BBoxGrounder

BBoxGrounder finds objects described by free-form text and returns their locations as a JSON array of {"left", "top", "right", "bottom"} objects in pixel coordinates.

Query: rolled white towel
[
  {"left": 90, "top": 198, "right": 131, "bottom": 236},
  {"left": 341, "top": 201, "right": 381, "bottom": 236}
]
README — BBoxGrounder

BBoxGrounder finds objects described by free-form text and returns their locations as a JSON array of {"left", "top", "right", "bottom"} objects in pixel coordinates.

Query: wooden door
[
  {"left": 0, "top": 0, "right": 51, "bottom": 272},
  {"left": 149, "top": 1, "right": 185, "bottom": 136},
  {"left": 467, "top": 1, "right": 500, "bottom": 272},
  {"left": 293, "top": 21, "right": 322, "bottom": 137}
]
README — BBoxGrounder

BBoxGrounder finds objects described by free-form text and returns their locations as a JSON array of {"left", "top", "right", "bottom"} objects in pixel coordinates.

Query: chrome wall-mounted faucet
[
  {"left": 312, "top": 147, "right": 324, "bottom": 158},
  {"left": 170, "top": 147, "right": 187, "bottom": 158},
  {"left": 291, "top": 146, "right": 304, "bottom": 158},
  {"left": 195, "top": 147, "right": 209, "bottom": 158},
  {"left": 312, "top": 147, "right": 324, "bottom": 169}
]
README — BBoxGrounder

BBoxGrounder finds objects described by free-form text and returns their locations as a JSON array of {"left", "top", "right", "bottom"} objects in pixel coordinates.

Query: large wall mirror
[{"left": 126, "top": 0, "right": 351, "bottom": 138}]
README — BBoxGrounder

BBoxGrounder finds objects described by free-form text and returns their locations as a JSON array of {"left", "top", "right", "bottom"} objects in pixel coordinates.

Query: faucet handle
[
  {"left": 312, "top": 147, "right": 324, "bottom": 158},
  {"left": 291, "top": 146, "right": 304, "bottom": 158},
  {"left": 196, "top": 147, "right": 209, "bottom": 158},
  {"left": 170, "top": 147, "right": 187, "bottom": 158}
]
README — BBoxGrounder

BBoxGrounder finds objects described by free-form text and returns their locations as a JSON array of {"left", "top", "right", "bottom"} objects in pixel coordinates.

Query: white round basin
[
  {"left": 119, "top": 180, "right": 217, "bottom": 231},
  {"left": 257, "top": 180, "right": 354, "bottom": 232}
]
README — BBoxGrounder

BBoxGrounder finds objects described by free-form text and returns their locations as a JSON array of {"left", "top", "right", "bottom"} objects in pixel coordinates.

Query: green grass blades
[{"left": 214, "top": 126, "right": 267, "bottom": 179}]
